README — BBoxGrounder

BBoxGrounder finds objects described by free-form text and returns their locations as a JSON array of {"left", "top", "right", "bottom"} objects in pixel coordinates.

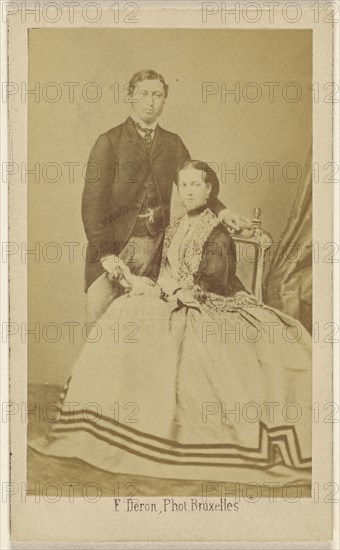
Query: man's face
[{"left": 130, "top": 79, "right": 166, "bottom": 124}]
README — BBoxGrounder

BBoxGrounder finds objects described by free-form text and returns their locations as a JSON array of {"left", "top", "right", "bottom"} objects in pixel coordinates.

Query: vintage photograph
[
  {"left": 4, "top": 0, "right": 339, "bottom": 543},
  {"left": 25, "top": 27, "right": 314, "bottom": 497}
]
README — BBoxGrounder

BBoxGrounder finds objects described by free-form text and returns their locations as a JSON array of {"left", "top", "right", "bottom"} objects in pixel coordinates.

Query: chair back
[{"left": 232, "top": 208, "right": 273, "bottom": 301}]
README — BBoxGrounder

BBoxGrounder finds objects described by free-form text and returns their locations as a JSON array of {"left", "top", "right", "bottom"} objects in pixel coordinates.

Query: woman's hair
[
  {"left": 176, "top": 160, "right": 220, "bottom": 200},
  {"left": 128, "top": 70, "right": 169, "bottom": 98}
]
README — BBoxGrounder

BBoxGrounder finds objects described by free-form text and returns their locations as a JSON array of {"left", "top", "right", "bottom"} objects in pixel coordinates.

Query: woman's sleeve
[{"left": 195, "top": 225, "right": 237, "bottom": 297}]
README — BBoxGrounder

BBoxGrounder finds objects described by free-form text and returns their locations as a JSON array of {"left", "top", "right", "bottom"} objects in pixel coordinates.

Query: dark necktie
[{"left": 133, "top": 120, "right": 154, "bottom": 149}]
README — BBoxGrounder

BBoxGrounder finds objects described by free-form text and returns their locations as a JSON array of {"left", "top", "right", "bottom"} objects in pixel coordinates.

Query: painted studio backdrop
[{"left": 27, "top": 28, "right": 312, "bottom": 385}]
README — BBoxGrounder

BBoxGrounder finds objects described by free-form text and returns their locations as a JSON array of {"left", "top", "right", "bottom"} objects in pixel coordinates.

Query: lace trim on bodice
[{"left": 161, "top": 209, "right": 220, "bottom": 288}]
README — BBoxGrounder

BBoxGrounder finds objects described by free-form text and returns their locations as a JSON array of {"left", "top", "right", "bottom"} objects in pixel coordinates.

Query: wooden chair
[{"left": 231, "top": 208, "right": 273, "bottom": 301}]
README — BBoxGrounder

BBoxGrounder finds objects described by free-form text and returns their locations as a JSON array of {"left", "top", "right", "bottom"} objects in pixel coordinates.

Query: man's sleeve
[
  {"left": 176, "top": 136, "right": 191, "bottom": 168},
  {"left": 208, "top": 196, "right": 226, "bottom": 215},
  {"left": 81, "top": 133, "right": 115, "bottom": 258}
]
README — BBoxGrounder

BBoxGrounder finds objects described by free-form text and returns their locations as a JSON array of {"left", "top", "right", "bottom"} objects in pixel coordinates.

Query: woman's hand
[
  {"left": 127, "top": 276, "right": 156, "bottom": 296},
  {"left": 175, "top": 287, "right": 200, "bottom": 307}
]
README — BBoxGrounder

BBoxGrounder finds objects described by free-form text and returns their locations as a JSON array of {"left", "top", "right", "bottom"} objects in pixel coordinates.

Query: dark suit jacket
[{"left": 82, "top": 117, "right": 224, "bottom": 291}]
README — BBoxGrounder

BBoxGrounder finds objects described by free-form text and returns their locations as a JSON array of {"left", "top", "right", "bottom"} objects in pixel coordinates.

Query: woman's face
[{"left": 177, "top": 168, "right": 211, "bottom": 212}]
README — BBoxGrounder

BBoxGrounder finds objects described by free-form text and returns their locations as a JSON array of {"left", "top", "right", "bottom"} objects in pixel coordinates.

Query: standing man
[{"left": 82, "top": 69, "right": 245, "bottom": 322}]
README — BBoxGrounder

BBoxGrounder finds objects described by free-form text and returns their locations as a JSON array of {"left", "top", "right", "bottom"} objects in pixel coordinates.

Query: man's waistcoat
[{"left": 82, "top": 117, "right": 190, "bottom": 291}]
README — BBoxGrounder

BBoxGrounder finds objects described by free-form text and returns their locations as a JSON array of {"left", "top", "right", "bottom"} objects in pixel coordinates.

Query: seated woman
[{"left": 30, "top": 161, "right": 312, "bottom": 488}]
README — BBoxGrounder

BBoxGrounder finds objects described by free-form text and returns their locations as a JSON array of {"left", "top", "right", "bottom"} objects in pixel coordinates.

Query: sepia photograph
[
  {"left": 3, "top": 1, "right": 337, "bottom": 545},
  {"left": 26, "top": 27, "right": 313, "bottom": 496}
]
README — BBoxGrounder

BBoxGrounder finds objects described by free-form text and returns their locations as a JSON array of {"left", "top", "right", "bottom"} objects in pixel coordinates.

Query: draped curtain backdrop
[{"left": 264, "top": 147, "right": 312, "bottom": 333}]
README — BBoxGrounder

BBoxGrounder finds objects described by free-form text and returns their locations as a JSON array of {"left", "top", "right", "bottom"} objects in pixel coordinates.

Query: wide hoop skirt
[{"left": 29, "top": 291, "right": 312, "bottom": 487}]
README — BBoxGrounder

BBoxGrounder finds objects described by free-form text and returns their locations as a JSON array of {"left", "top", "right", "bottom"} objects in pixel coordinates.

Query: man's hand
[
  {"left": 218, "top": 208, "right": 252, "bottom": 232},
  {"left": 101, "top": 255, "right": 122, "bottom": 278},
  {"left": 101, "top": 255, "right": 132, "bottom": 288}
]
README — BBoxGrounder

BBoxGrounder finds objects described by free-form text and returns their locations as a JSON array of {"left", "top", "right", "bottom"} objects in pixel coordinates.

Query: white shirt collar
[{"left": 130, "top": 111, "right": 158, "bottom": 131}]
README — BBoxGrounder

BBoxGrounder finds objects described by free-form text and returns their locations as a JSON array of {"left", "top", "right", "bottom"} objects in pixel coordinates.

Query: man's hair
[
  {"left": 128, "top": 70, "right": 169, "bottom": 98},
  {"left": 176, "top": 160, "right": 220, "bottom": 200}
]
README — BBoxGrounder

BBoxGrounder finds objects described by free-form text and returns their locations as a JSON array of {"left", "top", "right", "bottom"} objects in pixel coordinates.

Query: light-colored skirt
[{"left": 29, "top": 291, "right": 312, "bottom": 487}]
